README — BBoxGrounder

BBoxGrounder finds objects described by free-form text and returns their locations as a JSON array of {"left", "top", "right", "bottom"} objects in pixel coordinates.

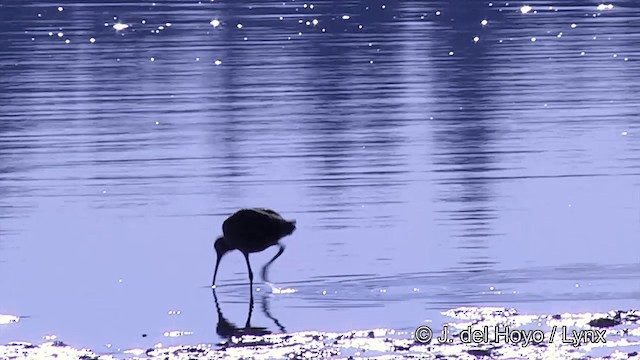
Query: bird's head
[
  {"left": 214, "top": 236, "right": 232, "bottom": 259},
  {"left": 212, "top": 236, "right": 233, "bottom": 287}
]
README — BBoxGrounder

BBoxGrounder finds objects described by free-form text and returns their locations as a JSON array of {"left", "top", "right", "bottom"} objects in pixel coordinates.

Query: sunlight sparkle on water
[
  {"left": 473, "top": 36, "right": 480, "bottom": 43},
  {"left": 274, "top": 287, "right": 297, "bottom": 294},
  {"left": 481, "top": 19, "right": 488, "bottom": 26},
  {"left": 520, "top": 5, "right": 532, "bottom": 14},
  {"left": 210, "top": 19, "right": 220, "bottom": 27},
  {"left": 57, "top": 6, "right": 63, "bottom": 11},
  {"left": 263, "top": 282, "right": 297, "bottom": 294},
  {"left": 163, "top": 331, "right": 193, "bottom": 337},
  {"left": 214, "top": 59, "right": 222, "bottom": 65},
  {"left": 89, "top": 38, "right": 96, "bottom": 43},
  {"left": 124, "top": 349, "right": 145, "bottom": 356},
  {"left": 113, "top": 23, "right": 129, "bottom": 31},
  {"left": 0, "top": 314, "right": 20, "bottom": 324},
  {"left": 342, "top": 15, "right": 350, "bottom": 20},
  {"left": 597, "top": 4, "right": 614, "bottom": 10}
]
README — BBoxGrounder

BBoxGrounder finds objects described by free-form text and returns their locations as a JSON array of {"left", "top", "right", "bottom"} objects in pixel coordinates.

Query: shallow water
[{"left": 1, "top": 0, "right": 639, "bottom": 356}]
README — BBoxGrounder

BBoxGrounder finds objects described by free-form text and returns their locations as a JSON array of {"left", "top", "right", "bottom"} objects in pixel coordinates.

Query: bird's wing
[
  {"left": 252, "top": 208, "right": 283, "bottom": 219},
  {"left": 223, "top": 208, "right": 287, "bottom": 237}
]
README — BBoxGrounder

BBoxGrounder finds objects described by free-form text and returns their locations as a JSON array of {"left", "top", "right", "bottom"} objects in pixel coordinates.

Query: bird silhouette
[{"left": 212, "top": 208, "right": 296, "bottom": 289}]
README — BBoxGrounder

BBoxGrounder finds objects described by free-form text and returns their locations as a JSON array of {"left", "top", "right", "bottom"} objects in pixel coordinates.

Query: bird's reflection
[{"left": 212, "top": 288, "right": 286, "bottom": 339}]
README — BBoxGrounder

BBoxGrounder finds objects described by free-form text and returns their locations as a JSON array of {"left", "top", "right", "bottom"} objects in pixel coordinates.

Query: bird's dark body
[
  {"left": 222, "top": 208, "right": 296, "bottom": 253},
  {"left": 212, "top": 208, "right": 296, "bottom": 287}
]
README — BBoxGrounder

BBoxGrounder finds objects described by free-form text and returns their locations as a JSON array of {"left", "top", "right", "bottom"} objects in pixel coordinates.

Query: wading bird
[{"left": 212, "top": 208, "right": 296, "bottom": 288}]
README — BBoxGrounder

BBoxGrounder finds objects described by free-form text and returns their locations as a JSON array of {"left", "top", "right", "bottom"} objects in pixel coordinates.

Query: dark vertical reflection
[
  {"left": 0, "top": 124, "right": 10, "bottom": 243},
  {"left": 299, "top": 30, "right": 360, "bottom": 221},
  {"left": 430, "top": 1, "right": 499, "bottom": 272},
  {"left": 295, "top": 2, "right": 408, "bottom": 228},
  {"left": 0, "top": 3, "right": 33, "bottom": 245},
  {"left": 205, "top": 2, "right": 251, "bottom": 204}
]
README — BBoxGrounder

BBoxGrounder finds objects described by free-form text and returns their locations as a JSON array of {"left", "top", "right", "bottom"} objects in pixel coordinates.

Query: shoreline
[{"left": 2, "top": 308, "right": 638, "bottom": 359}]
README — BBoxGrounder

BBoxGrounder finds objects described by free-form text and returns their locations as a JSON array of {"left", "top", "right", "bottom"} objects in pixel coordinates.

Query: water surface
[{"left": 1, "top": 0, "right": 639, "bottom": 355}]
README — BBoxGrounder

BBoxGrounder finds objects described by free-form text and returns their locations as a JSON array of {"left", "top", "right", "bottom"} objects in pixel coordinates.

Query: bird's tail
[{"left": 286, "top": 220, "right": 296, "bottom": 234}]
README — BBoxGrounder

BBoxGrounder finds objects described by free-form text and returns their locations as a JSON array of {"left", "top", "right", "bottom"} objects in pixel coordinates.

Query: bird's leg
[
  {"left": 243, "top": 252, "right": 254, "bottom": 288},
  {"left": 245, "top": 290, "right": 255, "bottom": 329},
  {"left": 261, "top": 244, "right": 286, "bottom": 284}
]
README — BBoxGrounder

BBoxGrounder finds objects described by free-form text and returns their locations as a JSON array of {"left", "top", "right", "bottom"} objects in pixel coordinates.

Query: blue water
[{"left": 1, "top": 0, "right": 639, "bottom": 354}]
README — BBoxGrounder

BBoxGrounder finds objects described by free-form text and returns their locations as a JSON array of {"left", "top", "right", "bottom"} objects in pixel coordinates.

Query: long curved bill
[{"left": 212, "top": 253, "right": 222, "bottom": 288}]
